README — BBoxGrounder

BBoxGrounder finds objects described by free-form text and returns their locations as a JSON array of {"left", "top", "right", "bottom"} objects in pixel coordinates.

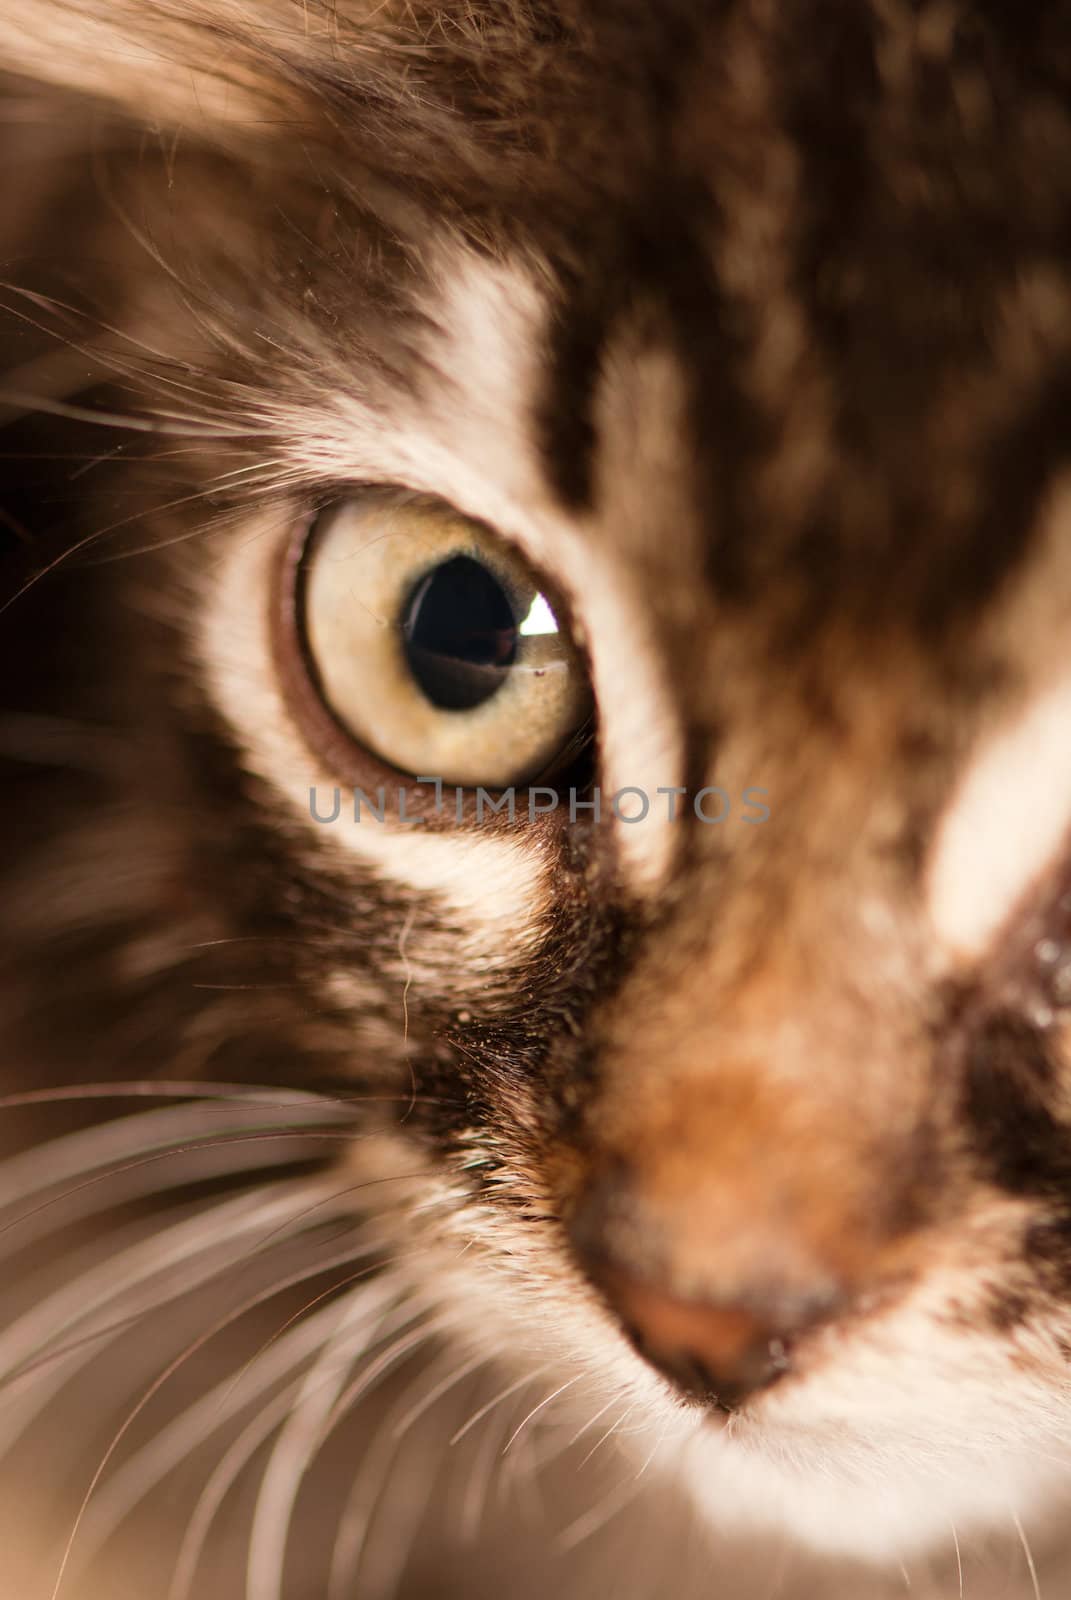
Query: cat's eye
[{"left": 297, "top": 492, "right": 593, "bottom": 788}]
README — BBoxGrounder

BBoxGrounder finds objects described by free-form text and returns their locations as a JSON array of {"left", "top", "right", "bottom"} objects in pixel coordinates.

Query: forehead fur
[{"left": 10, "top": 5, "right": 1071, "bottom": 639}]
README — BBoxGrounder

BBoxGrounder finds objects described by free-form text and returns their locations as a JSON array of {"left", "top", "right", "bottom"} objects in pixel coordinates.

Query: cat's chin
[
  {"left": 432, "top": 1222, "right": 1071, "bottom": 1566},
  {"left": 660, "top": 1398, "right": 1071, "bottom": 1565}
]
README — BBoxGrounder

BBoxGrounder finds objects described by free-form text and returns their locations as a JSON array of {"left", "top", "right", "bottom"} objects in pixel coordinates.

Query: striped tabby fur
[{"left": 4, "top": 4, "right": 1071, "bottom": 1596}]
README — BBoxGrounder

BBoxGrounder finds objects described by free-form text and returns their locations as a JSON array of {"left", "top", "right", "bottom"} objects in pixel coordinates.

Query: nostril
[
  {"left": 628, "top": 1334, "right": 725, "bottom": 1407},
  {"left": 567, "top": 1172, "right": 849, "bottom": 1410},
  {"left": 627, "top": 1331, "right": 764, "bottom": 1411},
  {"left": 625, "top": 1310, "right": 788, "bottom": 1410},
  {"left": 598, "top": 1267, "right": 832, "bottom": 1410}
]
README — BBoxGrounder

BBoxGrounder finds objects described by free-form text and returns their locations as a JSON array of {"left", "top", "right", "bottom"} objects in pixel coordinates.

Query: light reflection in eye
[
  {"left": 519, "top": 592, "right": 558, "bottom": 637},
  {"left": 300, "top": 493, "right": 593, "bottom": 787}
]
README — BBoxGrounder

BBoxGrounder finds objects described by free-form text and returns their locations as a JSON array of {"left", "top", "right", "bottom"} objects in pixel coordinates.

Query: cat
[{"left": 3, "top": 3, "right": 1071, "bottom": 1597}]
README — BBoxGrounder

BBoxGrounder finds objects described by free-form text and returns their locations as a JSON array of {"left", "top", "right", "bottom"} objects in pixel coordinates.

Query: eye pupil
[{"left": 402, "top": 555, "right": 519, "bottom": 711}]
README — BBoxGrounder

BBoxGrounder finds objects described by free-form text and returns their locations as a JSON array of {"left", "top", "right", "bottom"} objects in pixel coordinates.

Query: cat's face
[{"left": 8, "top": 0, "right": 1071, "bottom": 1583}]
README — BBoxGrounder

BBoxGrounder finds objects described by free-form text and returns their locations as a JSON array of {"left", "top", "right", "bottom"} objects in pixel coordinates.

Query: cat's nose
[
  {"left": 594, "top": 1264, "right": 832, "bottom": 1411},
  {"left": 568, "top": 1171, "right": 857, "bottom": 1411}
]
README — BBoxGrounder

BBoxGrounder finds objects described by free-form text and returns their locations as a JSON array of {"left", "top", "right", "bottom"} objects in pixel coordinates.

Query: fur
[{"left": 6, "top": 5, "right": 1071, "bottom": 1597}]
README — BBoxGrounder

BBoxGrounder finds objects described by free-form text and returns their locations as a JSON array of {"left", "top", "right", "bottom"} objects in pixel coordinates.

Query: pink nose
[{"left": 597, "top": 1265, "right": 827, "bottom": 1410}]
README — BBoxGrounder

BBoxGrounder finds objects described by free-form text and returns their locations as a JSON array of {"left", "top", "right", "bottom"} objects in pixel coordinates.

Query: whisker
[
  {"left": 68, "top": 441, "right": 129, "bottom": 481},
  {"left": 0, "top": 1301, "right": 171, "bottom": 1391},
  {"left": 449, "top": 1360, "right": 561, "bottom": 1446},
  {"left": 327, "top": 1341, "right": 497, "bottom": 1600},
  {"left": 70, "top": 482, "right": 280, "bottom": 564},
  {"left": 0, "top": 337, "right": 114, "bottom": 426},
  {"left": 556, "top": 1469, "right": 643, "bottom": 1554},
  {"left": 244, "top": 1288, "right": 407, "bottom": 1600},
  {"left": 0, "top": 479, "right": 241, "bottom": 614},
  {"left": 502, "top": 1372, "right": 585, "bottom": 1454},
  {"left": 1013, "top": 1510, "right": 1043, "bottom": 1600},
  {"left": 338, "top": 1374, "right": 461, "bottom": 1600},
  {"left": 0, "top": 1131, "right": 363, "bottom": 1247},
  {"left": 244, "top": 1302, "right": 473, "bottom": 1593},
  {"left": 577, "top": 1401, "right": 637, "bottom": 1470},
  {"left": 320, "top": 1311, "right": 454, "bottom": 1440},
  {"left": 229, "top": 1181, "right": 387, "bottom": 1265},
  {"left": 390, "top": 1346, "right": 491, "bottom": 1441},
  {"left": 0, "top": 1100, "right": 349, "bottom": 1217},
  {"left": 209, "top": 1249, "right": 416, "bottom": 1427},
  {"left": 458, "top": 1398, "right": 511, "bottom": 1546},
  {"left": 0, "top": 1184, "right": 314, "bottom": 1405},
  {"left": 0, "top": 287, "right": 252, "bottom": 440},
  {"left": 495, "top": 1397, "right": 541, "bottom": 1522},
  {"left": 170, "top": 1375, "right": 317, "bottom": 1600},
  {"left": 77, "top": 1301, "right": 354, "bottom": 1578},
  {"left": 397, "top": 905, "right": 418, "bottom": 1121},
  {"left": 0, "top": 390, "right": 180, "bottom": 434},
  {"left": 638, "top": 1415, "right": 670, "bottom": 1478},
  {"left": 753, "top": 1523, "right": 795, "bottom": 1600},
  {"left": 0, "top": 1084, "right": 343, "bottom": 1117},
  {"left": 80, "top": 1278, "right": 401, "bottom": 1581},
  {"left": 562, "top": 1391, "right": 618, "bottom": 1454},
  {"left": 0, "top": 280, "right": 203, "bottom": 377},
  {"left": 0, "top": 1199, "right": 377, "bottom": 1464},
  {"left": 0, "top": 1172, "right": 431, "bottom": 1440},
  {"left": 0, "top": 1080, "right": 445, "bottom": 1114},
  {"left": 49, "top": 1240, "right": 399, "bottom": 1600}
]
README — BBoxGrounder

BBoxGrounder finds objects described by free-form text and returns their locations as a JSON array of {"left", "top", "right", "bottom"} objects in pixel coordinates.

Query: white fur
[
  {"left": 198, "top": 509, "right": 553, "bottom": 973},
  {"left": 245, "top": 246, "right": 685, "bottom": 891},
  {"left": 406, "top": 1160, "right": 1071, "bottom": 1567},
  {"left": 927, "top": 664, "right": 1071, "bottom": 961}
]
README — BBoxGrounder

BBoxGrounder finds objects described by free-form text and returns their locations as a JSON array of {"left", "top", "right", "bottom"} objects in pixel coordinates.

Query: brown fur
[{"left": 7, "top": 5, "right": 1071, "bottom": 1597}]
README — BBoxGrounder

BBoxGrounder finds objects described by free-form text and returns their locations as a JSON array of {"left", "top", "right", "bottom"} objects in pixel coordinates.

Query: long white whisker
[
  {"left": 502, "top": 1404, "right": 545, "bottom": 1524},
  {"left": 169, "top": 1377, "right": 313, "bottom": 1600},
  {"left": 343, "top": 1398, "right": 446, "bottom": 1600},
  {"left": 0, "top": 1097, "right": 350, "bottom": 1223},
  {"left": 578, "top": 1401, "right": 637, "bottom": 1470},
  {"left": 390, "top": 1347, "right": 491, "bottom": 1441},
  {"left": 556, "top": 1467, "right": 643, "bottom": 1553},
  {"left": 0, "top": 389, "right": 202, "bottom": 434},
  {"left": 0, "top": 1081, "right": 361, "bottom": 1113},
  {"left": 562, "top": 1391, "right": 619, "bottom": 1454},
  {"left": 0, "top": 1129, "right": 365, "bottom": 1252},
  {"left": 165, "top": 1305, "right": 413, "bottom": 1600},
  {"left": 76, "top": 1295, "right": 373, "bottom": 1578},
  {"left": 0, "top": 1183, "right": 332, "bottom": 1450},
  {"left": 327, "top": 1343, "right": 497, "bottom": 1600},
  {"left": 1013, "top": 1510, "right": 1043, "bottom": 1600},
  {"left": 0, "top": 1181, "right": 329, "bottom": 1373},
  {"left": 47, "top": 1242, "right": 397, "bottom": 1600},
  {"left": 320, "top": 1312, "right": 454, "bottom": 1440},
  {"left": 753, "top": 1525, "right": 795, "bottom": 1600},
  {"left": 632, "top": 1412, "right": 670, "bottom": 1482},
  {"left": 0, "top": 1080, "right": 445, "bottom": 1115},
  {"left": 502, "top": 1372, "right": 585, "bottom": 1454},
  {"left": 448, "top": 1360, "right": 560, "bottom": 1447},
  {"left": 459, "top": 1400, "right": 512, "bottom": 1546},
  {"left": 248, "top": 1307, "right": 469, "bottom": 1600},
  {"left": 243, "top": 1285, "right": 406, "bottom": 1600}
]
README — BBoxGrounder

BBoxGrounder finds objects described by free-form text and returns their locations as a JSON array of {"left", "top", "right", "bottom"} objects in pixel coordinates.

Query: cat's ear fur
[{"left": 0, "top": 0, "right": 383, "bottom": 144}]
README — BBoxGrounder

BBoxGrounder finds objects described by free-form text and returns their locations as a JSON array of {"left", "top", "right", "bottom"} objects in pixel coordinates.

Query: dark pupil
[{"left": 402, "top": 555, "right": 518, "bottom": 711}]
